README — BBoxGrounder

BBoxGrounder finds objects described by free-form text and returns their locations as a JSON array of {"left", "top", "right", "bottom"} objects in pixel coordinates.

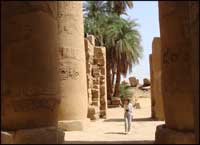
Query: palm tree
[
  {"left": 105, "top": 17, "right": 142, "bottom": 97},
  {"left": 83, "top": 1, "right": 107, "bottom": 18},
  {"left": 84, "top": 1, "right": 142, "bottom": 100},
  {"left": 106, "top": 1, "right": 133, "bottom": 15}
]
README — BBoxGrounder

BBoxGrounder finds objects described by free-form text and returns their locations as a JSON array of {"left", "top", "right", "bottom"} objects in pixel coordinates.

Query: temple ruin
[
  {"left": 149, "top": 37, "right": 165, "bottom": 121},
  {"left": 1, "top": 1, "right": 199, "bottom": 144}
]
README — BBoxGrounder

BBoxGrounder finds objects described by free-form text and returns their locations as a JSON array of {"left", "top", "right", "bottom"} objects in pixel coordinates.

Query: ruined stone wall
[
  {"left": 150, "top": 37, "right": 165, "bottom": 121},
  {"left": 84, "top": 36, "right": 107, "bottom": 120},
  {"left": 84, "top": 36, "right": 100, "bottom": 120},
  {"left": 93, "top": 46, "right": 107, "bottom": 118}
]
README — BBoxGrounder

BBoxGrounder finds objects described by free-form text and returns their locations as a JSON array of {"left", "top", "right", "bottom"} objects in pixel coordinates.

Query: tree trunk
[
  {"left": 111, "top": 68, "right": 115, "bottom": 87},
  {"left": 114, "top": 63, "right": 121, "bottom": 97},
  {"left": 106, "top": 58, "right": 112, "bottom": 100}
]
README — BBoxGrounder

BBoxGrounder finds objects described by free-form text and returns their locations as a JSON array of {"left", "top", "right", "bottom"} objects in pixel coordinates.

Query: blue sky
[{"left": 122, "top": 1, "right": 160, "bottom": 83}]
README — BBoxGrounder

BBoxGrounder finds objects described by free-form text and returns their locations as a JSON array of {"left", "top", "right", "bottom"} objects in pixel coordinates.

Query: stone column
[
  {"left": 1, "top": 1, "right": 64, "bottom": 143},
  {"left": 150, "top": 37, "right": 165, "bottom": 121},
  {"left": 57, "top": 1, "right": 88, "bottom": 131},
  {"left": 149, "top": 54, "right": 155, "bottom": 119},
  {"left": 188, "top": 2, "right": 199, "bottom": 143},
  {"left": 155, "top": 1, "right": 198, "bottom": 144},
  {"left": 1, "top": 1, "right": 60, "bottom": 131}
]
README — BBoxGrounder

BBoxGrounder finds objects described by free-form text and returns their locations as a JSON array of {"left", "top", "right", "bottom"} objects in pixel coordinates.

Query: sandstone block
[
  {"left": 1, "top": 131, "right": 14, "bottom": 144},
  {"left": 92, "top": 89, "right": 99, "bottom": 98},
  {"left": 155, "top": 125, "right": 195, "bottom": 144},
  {"left": 143, "top": 78, "right": 150, "bottom": 86},
  {"left": 87, "top": 106, "right": 99, "bottom": 120},
  {"left": 94, "top": 58, "right": 105, "bottom": 66},
  {"left": 129, "top": 77, "right": 138, "bottom": 87},
  {"left": 1, "top": 127, "right": 64, "bottom": 144},
  {"left": 87, "top": 35, "right": 95, "bottom": 46},
  {"left": 111, "top": 97, "right": 121, "bottom": 106}
]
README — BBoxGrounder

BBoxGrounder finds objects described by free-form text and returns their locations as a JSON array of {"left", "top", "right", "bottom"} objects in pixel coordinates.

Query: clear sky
[{"left": 122, "top": 1, "right": 160, "bottom": 84}]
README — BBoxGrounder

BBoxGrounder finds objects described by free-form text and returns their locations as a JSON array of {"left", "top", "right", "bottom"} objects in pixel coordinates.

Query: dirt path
[{"left": 64, "top": 97, "right": 164, "bottom": 144}]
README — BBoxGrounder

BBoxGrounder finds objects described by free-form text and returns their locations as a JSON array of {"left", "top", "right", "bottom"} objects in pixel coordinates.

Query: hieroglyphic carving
[
  {"left": 1, "top": 85, "right": 58, "bottom": 98},
  {"left": 59, "top": 47, "right": 80, "bottom": 61},
  {"left": 1, "top": 2, "right": 57, "bottom": 20},
  {"left": 163, "top": 48, "right": 178, "bottom": 65},
  {"left": 12, "top": 98, "right": 58, "bottom": 112},
  {"left": 59, "top": 65, "right": 79, "bottom": 80}
]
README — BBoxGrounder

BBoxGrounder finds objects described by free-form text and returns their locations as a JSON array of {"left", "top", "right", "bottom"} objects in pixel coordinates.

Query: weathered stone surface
[
  {"left": 1, "top": 127, "right": 64, "bottom": 144},
  {"left": 87, "top": 106, "right": 100, "bottom": 120},
  {"left": 58, "top": 120, "right": 89, "bottom": 131},
  {"left": 87, "top": 35, "right": 95, "bottom": 46},
  {"left": 92, "top": 46, "right": 107, "bottom": 118},
  {"left": 159, "top": 1, "right": 195, "bottom": 130},
  {"left": 92, "top": 89, "right": 99, "bottom": 98},
  {"left": 129, "top": 77, "right": 139, "bottom": 87},
  {"left": 1, "top": 1, "right": 60, "bottom": 130},
  {"left": 111, "top": 97, "right": 121, "bottom": 106},
  {"left": 57, "top": 2, "right": 88, "bottom": 129},
  {"left": 143, "top": 78, "right": 150, "bottom": 86},
  {"left": 150, "top": 37, "right": 165, "bottom": 121},
  {"left": 1, "top": 132, "right": 14, "bottom": 144},
  {"left": 155, "top": 125, "right": 195, "bottom": 144},
  {"left": 155, "top": 1, "right": 199, "bottom": 144},
  {"left": 100, "top": 86, "right": 105, "bottom": 96}
]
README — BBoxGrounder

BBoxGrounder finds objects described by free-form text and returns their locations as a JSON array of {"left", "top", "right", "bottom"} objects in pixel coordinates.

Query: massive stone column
[
  {"left": 155, "top": 1, "right": 199, "bottom": 144},
  {"left": 150, "top": 37, "right": 165, "bottom": 121},
  {"left": 1, "top": 1, "right": 60, "bottom": 131},
  {"left": 57, "top": 1, "right": 88, "bottom": 131},
  {"left": 1, "top": 1, "right": 64, "bottom": 143}
]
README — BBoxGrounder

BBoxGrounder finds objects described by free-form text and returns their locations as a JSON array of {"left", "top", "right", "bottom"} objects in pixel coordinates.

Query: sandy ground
[{"left": 64, "top": 93, "right": 164, "bottom": 144}]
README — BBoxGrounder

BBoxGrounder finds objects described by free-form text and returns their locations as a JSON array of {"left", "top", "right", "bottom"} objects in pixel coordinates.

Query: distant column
[{"left": 150, "top": 37, "right": 165, "bottom": 121}]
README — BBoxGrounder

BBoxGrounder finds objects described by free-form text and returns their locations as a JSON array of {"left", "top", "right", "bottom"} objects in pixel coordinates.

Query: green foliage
[
  {"left": 119, "top": 83, "right": 134, "bottom": 99},
  {"left": 83, "top": 1, "right": 143, "bottom": 98}
]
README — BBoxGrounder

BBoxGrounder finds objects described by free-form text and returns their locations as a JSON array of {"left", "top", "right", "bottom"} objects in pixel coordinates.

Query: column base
[
  {"left": 58, "top": 119, "right": 90, "bottom": 131},
  {"left": 155, "top": 124, "right": 195, "bottom": 144},
  {"left": 1, "top": 126, "right": 64, "bottom": 144},
  {"left": 87, "top": 106, "right": 100, "bottom": 120}
]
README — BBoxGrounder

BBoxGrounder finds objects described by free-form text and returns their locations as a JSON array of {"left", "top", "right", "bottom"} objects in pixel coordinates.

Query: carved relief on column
[
  {"left": 1, "top": 1, "right": 60, "bottom": 130},
  {"left": 57, "top": 1, "right": 88, "bottom": 121}
]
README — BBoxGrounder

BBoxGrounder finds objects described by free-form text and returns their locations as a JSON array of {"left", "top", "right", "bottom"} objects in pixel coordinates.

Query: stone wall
[
  {"left": 94, "top": 46, "right": 107, "bottom": 118},
  {"left": 149, "top": 37, "right": 165, "bottom": 121},
  {"left": 84, "top": 36, "right": 107, "bottom": 120}
]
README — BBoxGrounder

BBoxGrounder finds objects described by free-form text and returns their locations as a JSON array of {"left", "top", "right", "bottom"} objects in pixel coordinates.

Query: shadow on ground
[
  {"left": 64, "top": 140, "right": 154, "bottom": 144},
  {"left": 104, "top": 132, "right": 126, "bottom": 135},
  {"left": 104, "top": 117, "right": 153, "bottom": 122}
]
